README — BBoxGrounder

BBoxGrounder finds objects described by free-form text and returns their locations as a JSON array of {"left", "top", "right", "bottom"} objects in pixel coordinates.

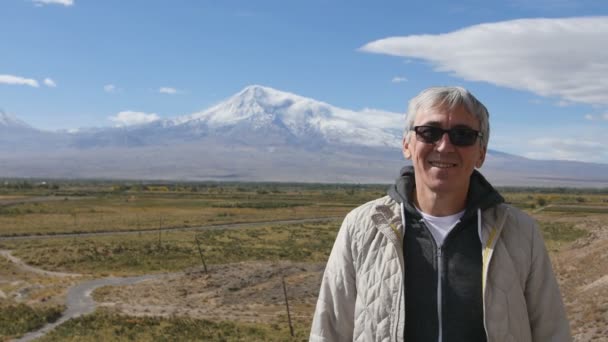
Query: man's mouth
[{"left": 428, "top": 161, "right": 457, "bottom": 168}]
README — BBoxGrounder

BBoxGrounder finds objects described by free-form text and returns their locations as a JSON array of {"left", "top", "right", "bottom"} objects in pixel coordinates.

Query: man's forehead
[{"left": 415, "top": 105, "right": 479, "bottom": 126}]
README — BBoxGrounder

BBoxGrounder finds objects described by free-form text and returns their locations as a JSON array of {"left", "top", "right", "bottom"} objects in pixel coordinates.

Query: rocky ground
[
  {"left": 93, "top": 261, "right": 324, "bottom": 327},
  {"left": 547, "top": 214, "right": 608, "bottom": 341}
]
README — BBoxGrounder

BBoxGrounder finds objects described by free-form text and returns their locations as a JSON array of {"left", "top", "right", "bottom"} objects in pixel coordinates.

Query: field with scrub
[{"left": 0, "top": 180, "right": 607, "bottom": 341}]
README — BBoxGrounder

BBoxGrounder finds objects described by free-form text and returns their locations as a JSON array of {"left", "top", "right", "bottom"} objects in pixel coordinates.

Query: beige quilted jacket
[{"left": 310, "top": 196, "right": 571, "bottom": 342}]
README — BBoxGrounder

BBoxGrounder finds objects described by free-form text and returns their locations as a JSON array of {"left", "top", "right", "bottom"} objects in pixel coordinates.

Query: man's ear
[
  {"left": 476, "top": 145, "right": 486, "bottom": 168},
  {"left": 402, "top": 137, "right": 412, "bottom": 160}
]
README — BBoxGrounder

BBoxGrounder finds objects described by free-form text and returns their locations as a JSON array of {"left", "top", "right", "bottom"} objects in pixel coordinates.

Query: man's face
[{"left": 403, "top": 105, "right": 486, "bottom": 196}]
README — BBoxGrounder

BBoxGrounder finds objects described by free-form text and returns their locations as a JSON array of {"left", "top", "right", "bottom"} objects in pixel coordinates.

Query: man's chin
[
  {"left": 422, "top": 176, "right": 469, "bottom": 195},
  {"left": 426, "top": 167, "right": 456, "bottom": 180}
]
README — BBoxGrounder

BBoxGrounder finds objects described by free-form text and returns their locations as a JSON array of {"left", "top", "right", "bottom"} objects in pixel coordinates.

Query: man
[{"left": 310, "top": 86, "right": 571, "bottom": 341}]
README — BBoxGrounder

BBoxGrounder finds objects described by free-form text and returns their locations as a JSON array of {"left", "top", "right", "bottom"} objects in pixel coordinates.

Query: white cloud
[
  {"left": 109, "top": 111, "right": 160, "bottom": 127},
  {"left": 104, "top": 84, "right": 116, "bottom": 93},
  {"left": 353, "top": 108, "right": 404, "bottom": 130},
  {"left": 603, "top": 113, "right": 608, "bottom": 120},
  {"left": 32, "top": 0, "right": 74, "bottom": 6},
  {"left": 391, "top": 76, "right": 408, "bottom": 83},
  {"left": 159, "top": 87, "right": 178, "bottom": 95},
  {"left": 43, "top": 78, "right": 56, "bottom": 87},
  {"left": 526, "top": 137, "right": 606, "bottom": 162},
  {"left": 0, "top": 74, "right": 39, "bottom": 87},
  {"left": 585, "top": 114, "right": 594, "bottom": 121},
  {"left": 360, "top": 17, "right": 608, "bottom": 106}
]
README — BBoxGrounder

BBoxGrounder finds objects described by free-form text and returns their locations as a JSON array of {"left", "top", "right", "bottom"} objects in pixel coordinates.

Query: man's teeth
[{"left": 429, "top": 161, "right": 456, "bottom": 168}]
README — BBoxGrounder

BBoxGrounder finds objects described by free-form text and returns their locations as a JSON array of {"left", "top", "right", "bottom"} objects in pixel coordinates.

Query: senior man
[{"left": 310, "top": 86, "right": 571, "bottom": 341}]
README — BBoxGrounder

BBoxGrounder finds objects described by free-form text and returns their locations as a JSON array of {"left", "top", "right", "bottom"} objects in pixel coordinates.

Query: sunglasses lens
[
  {"left": 414, "top": 126, "right": 479, "bottom": 146},
  {"left": 449, "top": 128, "right": 478, "bottom": 146},
  {"left": 415, "top": 126, "right": 443, "bottom": 143}
]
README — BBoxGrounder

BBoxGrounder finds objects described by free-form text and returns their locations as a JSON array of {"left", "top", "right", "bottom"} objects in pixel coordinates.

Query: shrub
[{"left": 0, "top": 304, "right": 63, "bottom": 339}]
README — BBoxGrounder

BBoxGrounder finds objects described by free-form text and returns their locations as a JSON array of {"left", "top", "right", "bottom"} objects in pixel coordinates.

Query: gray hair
[{"left": 404, "top": 86, "right": 490, "bottom": 149}]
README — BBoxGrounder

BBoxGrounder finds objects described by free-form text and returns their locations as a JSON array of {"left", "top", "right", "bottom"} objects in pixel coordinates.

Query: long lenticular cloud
[
  {"left": 0, "top": 74, "right": 40, "bottom": 88},
  {"left": 360, "top": 17, "right": 608, "bottom": 106},
  {"left": 32, "top": 0, "right": 74, "bottom": 6}
]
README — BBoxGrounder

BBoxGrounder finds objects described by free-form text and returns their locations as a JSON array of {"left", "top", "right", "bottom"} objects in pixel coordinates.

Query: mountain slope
[{"left": 169, "top": 85, "right": 402, "bottom": 149}]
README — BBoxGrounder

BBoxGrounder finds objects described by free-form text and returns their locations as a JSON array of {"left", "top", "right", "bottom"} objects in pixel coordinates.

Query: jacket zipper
[
  {"left": 437, "top": 245, "right": 443, "bottom": 342},
  {"left": 422, "top": 218, "right": 446, "bottom": 342}
]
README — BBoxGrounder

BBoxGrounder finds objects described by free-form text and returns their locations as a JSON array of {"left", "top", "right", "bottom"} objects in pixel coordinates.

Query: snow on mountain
[
  {"left": 172, "top": 85, "right": 403, "bottom": 148},
  {"left": 1, "top": 86, "right": 405, "bottom": 150}
]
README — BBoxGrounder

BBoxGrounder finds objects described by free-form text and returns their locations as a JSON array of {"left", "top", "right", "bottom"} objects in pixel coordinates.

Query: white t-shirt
[{"left": 417, "top": 207, "right": 465, "bottom": 248}]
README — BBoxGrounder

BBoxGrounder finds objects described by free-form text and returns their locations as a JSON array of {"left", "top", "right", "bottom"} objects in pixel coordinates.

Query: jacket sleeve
[
  {"left": 525, "top": 221, "right": 572, "bottom": 342},
  {"left": 310, "top": 216, "right": 357, "bottom": 342}
]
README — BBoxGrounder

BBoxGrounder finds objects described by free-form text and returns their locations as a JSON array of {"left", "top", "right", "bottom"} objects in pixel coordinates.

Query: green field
[
  {"left": 37, "top": 309, "right": 308, "bottom": 342},
  {"left": 0, "top": 221, "right": 340, "bottom": 276},
  {"left": 0, "top": 303, "right": 64, "bottom": 340},
  {"left": 0, "top": 181, "right": 384, "bottom": 236}
]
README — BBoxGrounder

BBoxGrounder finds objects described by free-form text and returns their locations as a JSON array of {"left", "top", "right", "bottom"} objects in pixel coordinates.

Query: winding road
[
  {"left": 2, "top": 217, "right": 340, "bottom": 341},
  {"left": 0, "top": 217, "right": 340, "bottom": 241},
  {"left": 2, "top": 249, "right": 168, "bottom": 342},
  {"left": 14, "top": 274, "right": 165, "bottom": 342}
]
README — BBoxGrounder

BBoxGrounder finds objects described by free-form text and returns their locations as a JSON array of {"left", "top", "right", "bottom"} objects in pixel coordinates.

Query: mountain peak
[
  {"left": 175, "top": 85, "right": 314, "bottom": 127},
  {"left": 235, "top": 85, "right": 306, "bottom": 105},
  {"left": 239, "top": 84, "right": 280, "bottom": 96},
  {"left": 168, "top": 85, "right": 402, "bottom": 149}
]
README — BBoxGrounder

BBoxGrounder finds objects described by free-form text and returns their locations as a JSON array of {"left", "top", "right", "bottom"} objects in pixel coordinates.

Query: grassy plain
[
  {"left": 38, "top": 309, "right": 309, "bottom": 341},
  {"left": 1, "top": 180, "right": 607, "bottom": 341},
  {"left": 0, "top": 221, "right": 339, "bottom": 276},
  {"left": 0, "top": 303, "right": 63, "bottom": 340},
  {"left": 0, "top": 181, "right": 384, "bottom": 236},
  {"left": 0, "top": 256, "right": 68, "bottom": 341}
]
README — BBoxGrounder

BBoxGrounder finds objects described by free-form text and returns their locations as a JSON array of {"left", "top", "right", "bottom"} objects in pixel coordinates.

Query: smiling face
[{"left": 403, "top": 104, "right": 486, "bottom": 199}]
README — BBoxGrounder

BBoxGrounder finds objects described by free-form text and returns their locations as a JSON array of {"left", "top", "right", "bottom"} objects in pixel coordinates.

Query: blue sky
[{"left": 2, "top": 0, "right": 608, "bottom": 163}]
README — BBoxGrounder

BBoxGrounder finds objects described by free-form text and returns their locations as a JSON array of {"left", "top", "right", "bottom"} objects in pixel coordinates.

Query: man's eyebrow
[
  {"left": 419, "top": 121, "right": 442, "bottom": 127},
  {"left": 419, "top": 121, "right": 476, "bottom": 129},
  {"left": 451, "top": 123, "right": 475, "bottom": 129}
]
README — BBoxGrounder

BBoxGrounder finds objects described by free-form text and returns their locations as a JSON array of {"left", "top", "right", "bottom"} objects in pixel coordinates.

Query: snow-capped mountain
[
  {"left": 61, "top": 85, "right": 403, "bottom": 150},
  {"left": 169, "top": 85, "right": 403, "bottom": 148},
  {"left": 2, "top": 87, "right": 608, "bottom": 186}
]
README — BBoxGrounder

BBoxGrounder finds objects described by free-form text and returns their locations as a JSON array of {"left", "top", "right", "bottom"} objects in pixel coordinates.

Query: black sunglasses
[{"left": 412, "top": 125, "right": 482, "bottom": 147}]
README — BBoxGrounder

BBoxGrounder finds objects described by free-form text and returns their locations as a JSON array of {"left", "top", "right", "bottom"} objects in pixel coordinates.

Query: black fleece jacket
[{"left": 387, "top": 166, "right": 504, "bottom": 342}]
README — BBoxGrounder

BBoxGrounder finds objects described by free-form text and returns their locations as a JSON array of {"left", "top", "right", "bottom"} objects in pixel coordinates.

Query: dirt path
[
  {"left": 14, "top": 275, "right": 166, "bottom": 342},
  {"left": 0, "top": 247, "right": 170, "bottom": 341},
  {"left": 0, "top": 196, "right": 89, "bottom": 207},
  {"left": 1, "top": 217, "right": 334, "bottom": 341},
  {"left": 94, "top": 261, "right": 323, "bottom": 323},
  {"left": 533, "top": 204, "right": 608, "bottom": 214},
  {"left": 0, "top": 216, "right": 340, "bottom": 241},
  {"left": 546, "top": 215, "right": 608, "bottom": 341},
  {"left": 0, "top": 250, "right": 81, "bottom": 278}
]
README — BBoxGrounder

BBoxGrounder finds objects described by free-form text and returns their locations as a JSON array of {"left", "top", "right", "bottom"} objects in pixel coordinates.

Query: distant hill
[{"left": 1, "top": 86, "right": 607, "bottom": 187}]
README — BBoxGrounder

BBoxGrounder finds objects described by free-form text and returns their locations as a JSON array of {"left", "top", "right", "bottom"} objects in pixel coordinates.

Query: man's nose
[{"left": 435, "top": 132, "right": 455, "bottom": 151}]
